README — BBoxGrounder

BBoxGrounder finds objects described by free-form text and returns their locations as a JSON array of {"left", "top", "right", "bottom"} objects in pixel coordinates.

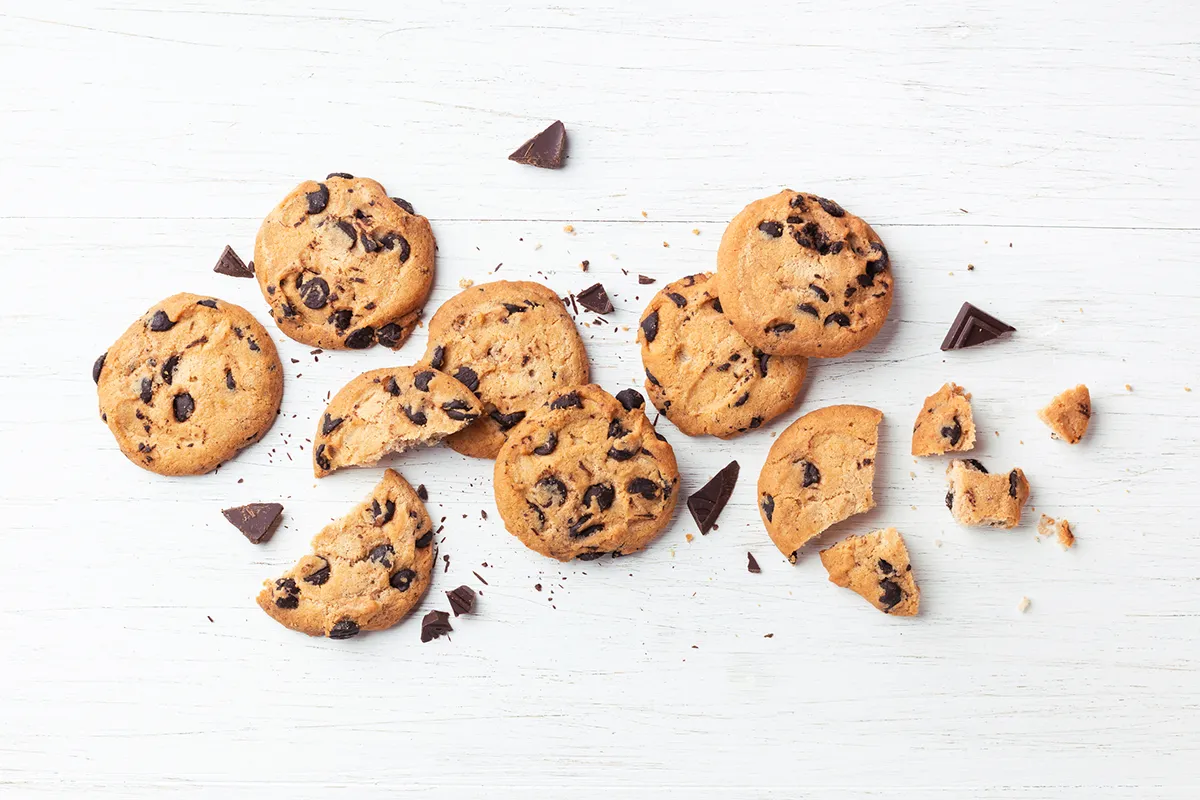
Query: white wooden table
[{"left": 2, "top": 2, "right": 1198, "bottom": 796}]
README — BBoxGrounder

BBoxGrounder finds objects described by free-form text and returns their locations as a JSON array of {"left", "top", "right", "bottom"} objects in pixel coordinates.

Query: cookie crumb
[
  {"left": 563, "top": 225, "right": 575, "bottom": 234},
  {"left": 1186, "top": 386, "right": 1192, "bottom": 392},
  {"left": 534, "top": 243, "right": 543, "bottom": 250},
  {"left": 1125, "top": 384, "right": 1133, "bottom": 391},
  {"left": 641, "top": 211, "right": 648, "bottom": 218},
  {"left": 1017, "top": 597, "right": 1031, "bottom": 613},
  {"left": 580, "top": 260, "right": 589, "bottom": 271},
  {"left": 967, "top": 263, "right": 975, "bottom": 271},
  {"left": 662, "top": 241, "right": 670, "bottom": 248},
  {"left": 909, "top": 471, "right": 916, "bottom": 478},
  {"left": 458, "top": 278, "right": 475, "bottom": 289},
  {"left": 934, "top": 539, "right": 943, "bottom": 547},
  {"left": 692, "top": 228, "right": 700, "bottom": 235},
  {"left": 685, "top": 533, "right": 694, "bottom": 543}
]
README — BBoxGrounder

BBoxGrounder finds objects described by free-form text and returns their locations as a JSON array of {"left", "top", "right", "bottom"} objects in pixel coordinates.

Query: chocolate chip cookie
[
  {"left": 313, "top": 366, "right": 483, "bottom": 478},
  {"left": 716, "top": 190, "right": 893, "bottom": 358},
  {"left": 638, "top": 272, "right": 808, "bottom": 438},
  {"left": 757, "top": 404, "right": 883, "bottom": 561},
  {"left": 258, "top": 469, "right": 434, "bottom": 639},
  {"left": 820, "top": 528, "right": 920, "bottom": 616},
  {"left": 95, "top": 293, "right": 283, "bottom": 476},
  {"left": 493, "top": 385, "right": 679, "bottom": 561},
  {"left": 254, "top": 173, "right": 434, "bottom": 350},
  {"left": 1038, "top": 384, "right": 1091, "bottom": 444},
  {"left": 945, "top": 459, "right": 1030, "bottom": 528},
  {"left": 424, "top": 281, "right": 589, "bottom": 459},
  {"left": 911, "top": 382, "right": 976, "bottom": 456}
]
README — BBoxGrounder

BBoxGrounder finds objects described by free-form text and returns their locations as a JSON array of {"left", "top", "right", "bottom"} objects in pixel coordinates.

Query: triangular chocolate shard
[
  {"left": 687, "top": 461, "right": 740, "bottom": 535},
  {"left": 576, "top": 282, "right": 614, "bottom": 314},
  {"left": 940, "top": 302, "right": 1016, "bottom": 350},
  {"left": 222, "top": 502, "right": 283, "bottom": 544},
  {"left": 509, "top": 120, "right": 567, "bottom": 169},
  {"left": 214, "top": 245, "right": 254, "bottom": 278},
  {"left": 420, "top": 610, "right": 453, "bottom": 642},
  {"left": 446, "top": 585, "right": 477, "bottom": 616}
]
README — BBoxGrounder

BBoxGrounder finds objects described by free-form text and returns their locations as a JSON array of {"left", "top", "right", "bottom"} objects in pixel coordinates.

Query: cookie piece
[
  {"left": 257, "top": 469, "right": 434, "bottom": 639},
  {"left": 911, "top": 382, "right": 976, "bottom": 456},
  {"left": 254, "top": 174, "right": 434, "bottom": 350},
  {"left": 1038, "top": 514, "right": 1076, "bottom": 549},
  {"left": 493, "top": 385, "right": 679, "bottom": 561},
  {"left": 1038, "top": 384, "right": 1091, "bottom": 444},
  {"left": 424, "top": 281, "right": 589, "bottom": 459},
  {"left": 313, "top": 366, "right": 483, "bottom": 478},
  {"left": 95, "top": 293, "right": 283, "bottom": 476},
  {"left": 757, "top": 405, "right": 882, "bottom": 561},
  {"left": 945, "top": 459, "right": 1030, "bottom": 528},
  {"left": 638, "top": 272, "right": 808, "bottom": 438},
  {"left": 716, "top": 190, "right": 893, "bottom": 358},
  {"left": 820, "top": 528, "right": 920, "bottom": 616}
]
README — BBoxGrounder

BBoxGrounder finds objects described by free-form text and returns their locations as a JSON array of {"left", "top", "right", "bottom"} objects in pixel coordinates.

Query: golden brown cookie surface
[
  {"left": 820, "top": 528, "right": 920, "bottom": 616},
  {"left": 945, "top": 459, "right": 1030, "bottom": 528},
  {"left": 1038, "top": 384, "right": 1091, "bottom": 444},
  {"left": 911, "top": 382, "right": 976, "bottom": 456}
]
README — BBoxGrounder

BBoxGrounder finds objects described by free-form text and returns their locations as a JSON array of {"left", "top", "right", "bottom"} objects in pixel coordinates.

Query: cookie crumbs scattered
[
  {"left": 563, "top": 225, "right": 575, "bottom": 234},
  {"left": 443, "top": 554, "right": 450, "bottom": 572},
  {"left": 995, "top": 431, "right": 1000, "bottom": 437},
  {"left": 1017, "top": 597, "right": 1031, "bottom": 613},
  {"left": 458, "top": 278, "right": 474, "bottom": 289}
]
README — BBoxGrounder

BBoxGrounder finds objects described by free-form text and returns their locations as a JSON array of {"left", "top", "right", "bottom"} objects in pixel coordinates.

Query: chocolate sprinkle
[
  {"left": 221, "top": 503, "right": 283, "bottom": 544},
  {"left": 687, "top": 461, "right": 739, "bottom": 535}
]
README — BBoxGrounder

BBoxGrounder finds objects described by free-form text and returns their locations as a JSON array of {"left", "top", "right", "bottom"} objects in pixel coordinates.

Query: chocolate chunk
[
  {"left": 627, "top": 477, "right": 659, "bottom": 500},
  {"left": 615, "top": 388, "right": 645, "bottom": 411},
  {"left": 416, "top": 484, "right": 428, "bottom": 501},
  {"left": 749, "top": 417, "right": 763, "bottom": 429},
  {"left": 963, "top": 458, "right": 988, "bottom": 473},
  {"left": 508, "top": 120, "right": 567, "bottom": 169},
  {"left": 371, "top": 498, "right": 396, "bottom": 526},
  {"left": 379, "top": 232, "right": 410, "bottom": 262},
  {"left": 814, "top": 196, "right": 845, "bottom": 217},
  {"left": 160, "top": 354, "right": 180, "bottom": 385},
  {"left": 941, "top": 417, "right": 963, "bottom": 446},
  {"left": 452, "top": 366, "right": 479, "bottom": 393},
  {"left": 878, "top": 579, "right": 903, "bottom": 611},
  {"left": 866, "top": 243, "right": 890, "bottom": 275},
  {"left": 878, "top": 558, "right": 894, "bottom": 575},
  {"left": 390, "top": 568, "right": 417, "bottom": 592},
  {"left": 747, "top": 552, "right": 761, "bottom": 573},
  {"left": 712, "top": 298, "right": 723, "bottom": 313},
  {"left": 533, "top": 432, "right": 558, "bottom": 455},
  {"left": 549, "top": 391, "right": 582, "bottom": 410},
  {"left": 535, "top": 476, "right": 567, "bottom": 507},
  {"left": 92, "top": 352, "right": 107, "bottom": 383},
  {"left": 361, "top": 232, "right": 383, "bottom": 253},
  {"left": 327, "top": 172, "right": 354, "bottom": 179},
  {"left": 331, "top": 309, "right": 353, "bottom": 331},
  {"left": 754, "top": 349, "right": 769, "bottom": 377},
  {"left": 305, "top": 558, "right": 331, "bottom": 585},
  {"left": 221, "top": 502, "right": 284, "bottom": 544},
  {"left": 383, "top": 376, "right": 401, "bottom": 396},
  {"left": 305, "top": 183, "right": 329, "bottom": 214},
  {"left": 315, "top": 444, "right": 331, "bottom": 471},
  {"left": 335, "top": 220, "right": 357, "bottom": 247},
  {"left": 376, "top": 323, "right": 404, "bottom": 349},
  {"left": 607, "top": 447, "right": 637, "bottom": 461},
  {"left": 940, "top": 302, "right": 1016, "bottom": 350},
  {"left": 767, "top": 322, "right": 795, "bottom": 334},
  {"left": 583, "top": 483, "right": 615, "bottom": 511},
  {"left": 824, "top": 312, "right": 851, "bottom": 327},
  {"left": 734, "top": 392, "right": 749, "bottom": 407},
  {"left": 1008, "top": 470, "right": 1020, "bottom": 498},
  {"left": 321, "top": 414, "right": 343, "bottom": 435},
  {"left": 296, "top": 277, "right": 329, "bottom": 310},
  {"left": 196, "top": 299, "right": 218, "bottom": 309},
  {"left": 568, "top": 514, "right": 604, "bottom": 539},
  {"left": 640, "top": 310, "right": 659, "bottom": 343},
  {"left": 638, "top": 275, "right": 657, "bottom": 284},
  {"left": 666, "top": 292, "right": 687, "bottom": 308},
  {"left": 415, "top": 530, "right": 433, "bottom": 548},
  {"left": 797, "top": 303, "right": 819, "bottom": 318},
  {"left": 329, "top": 619, "right": 360, "bottom": 640},
  {"left": 429, "top": 345, "right": 445, "bottom": 370},
  {"left": 575, "top": 551, "right": 607, "bottom": 561},
  {"left": 502, "top": 302, "right": 527, "bottom": 314},
  {"left": 645, "top": 368, "right": 660, "bottom": 386},
  {"left": 139, "top": 377, "right": 154, "bottom": 404},
  {"left": 413, "top": 371, "right": 435, "bottom": 392},
  {"left": 809, "top": 284, "right": 829, "bottom": 302},
  {"left": 687, "top": 461, "right": 739, "bottom": 535},
  {"left": 441, "top": 399, "right": 477, "bottom": 421},
  {"left": 446, "top": 585, "right": 477, "bottom": 617},
  {"left": 945, "top": 489, "right": 954, "bottom": 509},
  {"left": 403, "top": 406, "right": 428, "bottom": 426},
  {"left": 761, "top": 494, "right": 775, "bottom": 522},
  {"left": 213, "top": 245, "right": 254, "bottom": 278},
  {"left": 790, "top": 194, "right": 808, "bottom": 209},
  {"left": 576, "top": 283, "right": 614, "bottom": 314},
  {"left": 801, "top": 460, "right": 820, "bottom": 487},
  {"left": 421, "top": 610, "right": 453, "bottom": 642},
  {"left": 148, "top": 310, "right": 174, "bottom": 332},
  {"left": 365, "top": 543, "right": 393, "bottom": 567},
  {"left": 391, "top": 197, "right": 415, "bottom": 214},
  {"left": 344, "top": 327, "right": 375, "bottom": 349},
  {"left": 490, "top": 409, "right": 525, "bottom": 430},
  {"left": 758, "top": 221, "right": 784, "bottom": 238},
  {"left": 274, "top": 578, "right": 300, "bottom": 609},
  {"left": 172, "top": 393, "right": 195, "bottom": 423},
  {"left": 607, "top": 419, "right": 628, "bottom": 439}
]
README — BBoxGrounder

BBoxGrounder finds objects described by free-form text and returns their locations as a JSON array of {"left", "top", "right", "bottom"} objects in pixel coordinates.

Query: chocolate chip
[
  {"left": 148, "top": 310, "right": 174, "bottom": 332},
  {"left": 607, "top": 419, "right": 628, "bottom": 439},
  {"left": 331, "top": 309, "right": 353, "bottom": 331},
  {"left": 575, "top": 551, "right": 607, "bottom": 561},
  {"left": 294, "top": 277, "right": 328, "bottom": 311},
  {"left": 305, "top": 559, "right": 331, "bottom": 585},
  {"left": 429, "top": 345, "right": 445, "bottom": 370},
  {"left": 549, "top": 391, "right": 582, "bottom": 410},
  {"left": 716, "top": 363, "right": 731, "bottom": 373},
  {"left": 321, "top": 414, "right": 344, "bottom": 435},
  {"left": 666, "top": 292, "right": 687, "bottom": 308},
  {"left": 945, "top": 489, "right": 955, "bottom": 509},
  {"left": 878, "top": 579, "right": 902, "bottom": 610},
  {"left": 576, "top": 283, "right": 614, "bottom": 314},
  {"left": 384, "top": 376, "right": 401, "bottom": 396},
  {"left": 196, "top": 299, "right": 218, "bottom": 309},
  {"left": 403, "top": 406, "right": 428, "bottom": 426},
  {"left": 583, "top": 483, "right": 615, "bottom": 511},
  {"left": 866, "top": 245, "right": 890, "bottom": 276},
  {"left": 640, "top": 310, "right": 659, "bottom": 343},
  {"left": 417, "top": 484, "right": 428, "bottom": 501},
  {"left": 139, "top": 377, "right": 154, "bottom": 404},
  {"left": 225, "top": 371, "right": 236, "bottom": 395},
  {"left": 92, "top": 353, "right": 106, "bottom": 383},
  {"left": 213, "top": 245, "right": 254, "bottom": 278},
  {"left": 420, "top": 610, "right": 453, "bottom": 642},
  {"left": 758, "top": 221, "right": 784, "bottom": 237},
  {"left": 615, "top": 388, "right": 644, "bottom": 411},
  {"left": 747, "top": 552, "right": 762, "bottom": 573},
  {"left": 532, "top": 432, "right": 558, "bottom": 455},
  {"left": 801, "top": 460, "right": 820, "bottom": 487},
  {"left": 441, "top": 399, "right": 477, "bottom": 421},
  {"left": 730, "top": 392, "right": 749, "bottom": 409},
  {"left": 508, "top": 120, "right": 567, "bottom": 169},
  {"left": 415, "top": 530, "right": 433, "bottom": 548},
  {"left": 754, "top": 349, "right": 769, "bottom": 377},
  {"left": 749, "top": 416, "right": 763, "bottom": 429},
  {"left": 638, "top": 275, "right": 656, "bottom": 284},
  {"left": 628, "top": 477, "right": 659, "bottom": 500},
  {"left": 490, "top": 409, "right": 525, "bottom": 430},
  {"left": 315, "top": 444, "right": 331, "bottom": 471},
  {"left": 940, "top": 302, "right": 1016, "bottom": 351},
  {"left": 1009, "top": 470, "right": 1020, "bottom": 498},
  {"left": 712, "top": 298, "right": 723, "bottom": 313},
  {"left": 160, "top": 354, "right": 180, "bottom": 385},
  {"left": 274, "top": 578, "right": 300, "bottom": 609},
  {"left": 221, "top": 502, "right": 284, "bottom": 544},
  {"left": 279, "top": 302, "right": 298, "bottom": 319},
  {"left": 645, "top": 368, "right": 661, "bottom": 387},
  {"left": 368, "top": 321, "right": 401, "bottom": 350},
  {"left": 793, "top": 221, "right": 834, "bottom": 255},
  {"left": 452, "top": 366, "right": 479, "bottom": 393},
  {"left": 767, "top": 322, "right": 795, "bottom": 334},
  {"left": 413, "top": 371, "right": 435, "bottom": 392},
  {"left": 568, "top": 514, "right": 604, "bottom": 539},
  {"left": 329, "top": 619, "right": 360, "bottom": 640},
  {"left": 379, "top": 232, "right": 410, "bottom": 262},
  {"left": 941, "top": 417, "right": 963, "bottom": 446},
  {"left": 607, "top": 447, "right": 637, "bottom": 461},
  {"left": 335, "top": 220, "right": 357, "bottom": 247},
  {"left": 371, "top": 498, "right": 396, "bottom": 526},
  {"left": 327, "top": 172, "right": 354, "bottom": 179},
  {"left": 786, "top": 215, "right": 802, "bottom": 224},
  {"left": 814, "top": 196, "right": 845, "bottom": 217},
  {"left": 809, "top": 284, "right": 829, "bottom": 302},
  {"left": 344, "top": 327, "right": 375, "bottom": 349},
  {"left": 797, "top": 304, "right": 819, "bottom": 318},
  {"left": 390, "top": 568, "right": 417, "bottom": 592},
  {"left": 761, "top": 494, "right": 775, "bottom": 522},
  {"left": 534, "top": 476, "right": 568, "bottom": 507},
  {"left": 447, "top": 585, "right": 477, "bottom": 616},
  {"left": 963, "top": 458, "right": 988, "bottom": 473},
  {"left": 306, "top": 183, "right": 329, "bottom": 214},
  {"left": 391, "top": 197, "right": 415, "bottom": 214},
  {"left": 502, "top": 302, "right": 527, "bottom": 315},
  {"left": 856, "top": 273, "right": 874, "bottom": 288},
  {"left": 173, "top": 393, "right": 195, "bottom": 422},
  {"left": 878, "top": 558, "right": 894, "bottom": 574},
  {"left": 360, "top": 233, "right": 383, "bottom": 253},
  {"left": 824, "top": 312, "right": 851, "bottom": 327}
]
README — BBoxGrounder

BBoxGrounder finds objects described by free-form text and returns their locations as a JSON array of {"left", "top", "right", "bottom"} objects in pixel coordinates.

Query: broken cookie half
[
  {"left": 945, "top": 458, "right": 1030, "bottom": 528},
  {"left": 912, "top": 382, "right": 976, "bottom": 456},
  {"left": 758, "top": 404, "right": 882, "bottom": 561},
  {"left": 820, "top": 528, "right": 920, "bottom": 616},
  {"left": 258, "top": 469, "right": 435, "bottom": 639},
  {"left": 313, "top": 366, "right": 482, "bottom": 477},
  {"left": 1038, "top": 384, "right": 1091, "bottom": 444}
]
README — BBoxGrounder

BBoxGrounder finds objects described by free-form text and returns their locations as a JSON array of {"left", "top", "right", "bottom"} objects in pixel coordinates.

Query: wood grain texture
[{"left": 1, "top": 1, "right": 1199, "bottom": 797}]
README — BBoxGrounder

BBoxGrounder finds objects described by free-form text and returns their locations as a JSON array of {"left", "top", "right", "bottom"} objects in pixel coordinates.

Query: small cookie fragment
[
  {"left": 940, "top": 302, "right": 1015, "bottom": 350},
  {"left": 1038, "top": 514, "right": 1075, "bottom": 549},
  {"left": 912, "top": 382, "right": 976, "bottom": 456},
  {"left": 213, "top": 245, "right": 254, "bottom": 278},
  {"left": 945, "top": 459, "right": 1030, "bottom": 528},
  {"left": 222, "top": 502, "right": 283, "bottom": 544},
  {"left": 758, "top": 405, "right": 883, "bottom": 561},
  {"left": 1017, "top": 596, "right": 1031, "bottom": 613},
  {"left": 820, "top": 528, "right": 920, "bottom": 616},
  {"left": 687, "top": 461, "right": 739, "bottom": 535},
  {"left": 313, "top": 366, "right": 483, "bottom": 477},
  {"left": 257, "top": 469, "right": 434, "bottom": 639},
  {"left": 508, "top": 120, "right": 568, "bottom": 169},
  {"left": 1038, "top": 384, "right": 1091, "bottom": 444}
]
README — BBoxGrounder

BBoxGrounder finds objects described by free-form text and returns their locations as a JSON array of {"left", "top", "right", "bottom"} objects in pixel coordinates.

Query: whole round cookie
[
  {"left": 258, "top": 469, "right": 434, "bottom": 639},
  {"left": 94, "top": 293, "right": 283, "bottom": 475},
  {"left": 493, "top": 385, "right": 679, "bottom": 561},
  {"left": 423, "top": 281, "right": 589, "bottom": 459},
  {"left": 254, "top": 173, "right": 435, "bottom": 350},
  {"left": 638, "top": 272, "right": 808, "bottom": 438},
  {"left": 716, "top": 190, "right": 893, "bottom": 358}
]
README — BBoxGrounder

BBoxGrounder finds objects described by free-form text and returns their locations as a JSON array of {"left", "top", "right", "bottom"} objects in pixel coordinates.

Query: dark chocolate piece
[
  {"left": 420, "top": 609, "right": 453, "bottom": 642},
  {"left": 221, "top": 502, "right": 283, "bottom": 544},
  {"left": 213, "top": 245, "right": 254, "bottom": 278},
  {"left": 687, "top": 461, "right": 739, "bottom": 535},
  {"left": 940, "top": 302, "right": 1016, "bottom": 350},
  {"left": 747, "top": 552, "right": 761, "bottom": 574},
  {"left": 446, "top": 585, "right": 477, "bottom": 617},
  {"left": 508, "top": 120, "right": 568, "bottom": 169},
  {"left": 576, "top": 283, "right": 614, "bottom": 314}
]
